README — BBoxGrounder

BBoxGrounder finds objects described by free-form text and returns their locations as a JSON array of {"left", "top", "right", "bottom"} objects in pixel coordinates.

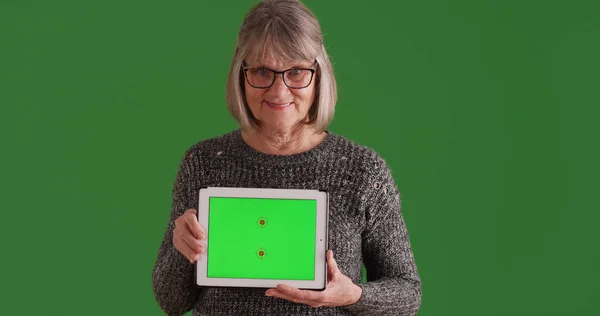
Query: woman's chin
[
  {"left": 259, "top": 120, "right": 305, "bottom": 132},
  {"left": 259, "top": 111, "right": 300, "bottom": 128}
]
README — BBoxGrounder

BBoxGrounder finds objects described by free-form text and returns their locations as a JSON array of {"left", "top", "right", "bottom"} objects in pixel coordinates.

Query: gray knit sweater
[{"left": 152, "top": 129, "right": 422, "bottom": 315}]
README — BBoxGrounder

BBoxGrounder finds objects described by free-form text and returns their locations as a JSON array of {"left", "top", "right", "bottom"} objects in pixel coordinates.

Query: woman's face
[{"left": 243, "top": 56, "right": 316, "bottom": 132}]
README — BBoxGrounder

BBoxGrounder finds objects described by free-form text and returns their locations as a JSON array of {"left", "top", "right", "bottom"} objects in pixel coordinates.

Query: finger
[
  {"left": 284, "top": 291, "right": 326, "bottom": 308},
  {"left": 180, "top": 229, "right": 204, "bottom": 254},
  {"left": 174, "top": 234, "right": 199, "bottom": 263},
  {"left": 327, "top": 250, "right": 340, "bottom": 279},
  {"left": 184, "top": 209, "right": 204, "bottom": 239},
  {"left": 267, "top": 289, "right": 320, "bottom": 307},
  {"left": 174, "top": 209, "right": 194, "bottom": 229},
  {"left": 276, "top": 284, "right": 324, "bottom": 304}
]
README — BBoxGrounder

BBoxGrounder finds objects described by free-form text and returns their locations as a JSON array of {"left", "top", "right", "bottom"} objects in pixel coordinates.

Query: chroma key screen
[{"left": 207, "top": 197, "right": 317, "bottom": 280}]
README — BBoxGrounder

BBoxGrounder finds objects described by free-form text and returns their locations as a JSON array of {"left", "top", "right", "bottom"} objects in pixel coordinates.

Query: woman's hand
[
  {"left": 173, "top": 208, "right": 205, "bottom": 264},
  {"left": 265, "top": 250, "right": 362, "bottom": 308}
]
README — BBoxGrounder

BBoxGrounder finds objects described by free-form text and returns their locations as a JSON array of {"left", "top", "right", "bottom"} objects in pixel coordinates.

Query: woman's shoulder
[
  {"left": 328, "top": 132, "right": 400, "bottom": 201},
  {"left": 179, "top": 129, "right": 241, "bottom": 161},
  {"left": 327, "top": 132, "right": 391, "bottom": 172}
]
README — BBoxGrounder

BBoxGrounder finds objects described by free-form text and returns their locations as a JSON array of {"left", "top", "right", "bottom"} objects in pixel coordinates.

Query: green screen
[
  {"left": 2, "top": 0, "right": 600, "bottom": 315},
  {"left": 207, "top": 197, "right": 316, "bottom": 280}
]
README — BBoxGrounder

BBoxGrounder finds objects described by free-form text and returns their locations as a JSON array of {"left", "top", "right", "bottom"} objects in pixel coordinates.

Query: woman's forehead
[
  {"left": 245, "top": 55, "right": 314, "bottom": 68},
  {"left": 245, "top": 41, "right": 315, "bottom": 66}
]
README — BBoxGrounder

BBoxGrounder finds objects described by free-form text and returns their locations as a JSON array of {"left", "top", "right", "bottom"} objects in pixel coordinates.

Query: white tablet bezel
[{"left": 196, "top": 187, "right": 328, "bottom": 289}]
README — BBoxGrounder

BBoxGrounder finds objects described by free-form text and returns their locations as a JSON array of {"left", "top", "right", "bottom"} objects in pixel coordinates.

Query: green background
[
  {"left": 1, "top": 0, "right": 599, "bottom": 315},
  {"left": 207, "top": 197, "right": 316, "bottom": 280}
]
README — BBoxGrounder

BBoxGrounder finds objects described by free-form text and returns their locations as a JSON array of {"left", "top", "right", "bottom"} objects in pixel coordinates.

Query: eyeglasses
[{"left": 242, "top": 61, "right": 317, "bottom": 89}]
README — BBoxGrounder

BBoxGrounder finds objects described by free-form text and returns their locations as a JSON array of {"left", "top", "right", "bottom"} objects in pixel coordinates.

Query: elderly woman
[{"left": 152, "top": 0, "right": 421, "bottom": 315}]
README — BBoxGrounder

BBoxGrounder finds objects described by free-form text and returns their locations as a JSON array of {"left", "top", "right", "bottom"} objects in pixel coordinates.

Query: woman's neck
[{"left": 241, "top": 125, "right": 326, "bottom": 155}]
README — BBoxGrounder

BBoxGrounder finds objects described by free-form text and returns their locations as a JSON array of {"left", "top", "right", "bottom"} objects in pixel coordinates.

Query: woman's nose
[{"left": 268, "top": 73, "right": 289, "bottom": 95}]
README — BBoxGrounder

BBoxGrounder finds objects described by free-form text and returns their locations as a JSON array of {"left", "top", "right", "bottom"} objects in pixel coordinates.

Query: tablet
[{"left": 196, "top": 187, "right": 329, "bottom": 289}]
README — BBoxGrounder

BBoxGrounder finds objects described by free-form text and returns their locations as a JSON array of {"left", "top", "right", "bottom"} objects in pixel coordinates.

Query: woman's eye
[
  {"left": 249, "top": 68, "right": 269, "bottom": 77},
  {"left": 257, "top": 68, "right": 269, "bottom": 76},
  {"left": 289, "top": 69, "right": 303, "bottom": 77}
]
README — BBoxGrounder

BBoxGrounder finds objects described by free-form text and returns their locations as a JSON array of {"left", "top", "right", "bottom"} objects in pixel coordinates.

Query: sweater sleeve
[
  {"left": 343, "top": 157, "right": 422, "bottom": 315},
  {"left": 152, "top": 152, "right": 203, "bottom": 315}
]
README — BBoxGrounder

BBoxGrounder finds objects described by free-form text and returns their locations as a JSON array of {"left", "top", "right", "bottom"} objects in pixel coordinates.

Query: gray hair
[{"left": 226, "top": 0, "right": 337, "bottom": 132}]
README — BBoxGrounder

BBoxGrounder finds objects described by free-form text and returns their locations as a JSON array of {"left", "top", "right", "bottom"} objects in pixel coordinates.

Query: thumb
[{"left": 327, "top": 250, "right": 339, "bottom": 280}]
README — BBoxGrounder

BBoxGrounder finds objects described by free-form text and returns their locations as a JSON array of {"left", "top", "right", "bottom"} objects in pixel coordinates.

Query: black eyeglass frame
[{"left": 241, "top": 61, "right": 318, "bottom": 89}]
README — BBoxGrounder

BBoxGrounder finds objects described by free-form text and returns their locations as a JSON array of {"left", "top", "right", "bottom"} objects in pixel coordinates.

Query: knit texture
[{"left": 152, "top": 129, "right": 421, "bottom": 315}]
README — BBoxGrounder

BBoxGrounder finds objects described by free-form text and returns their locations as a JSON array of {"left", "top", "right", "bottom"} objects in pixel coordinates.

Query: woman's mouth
[{"left": 265, "top": 101, "right": 292, "bottom": 109}]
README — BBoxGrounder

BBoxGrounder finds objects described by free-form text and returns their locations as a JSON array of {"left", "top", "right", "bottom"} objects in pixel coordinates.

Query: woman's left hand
[{"left": 265, "top": 250, "right": 362, "bottom": 308}]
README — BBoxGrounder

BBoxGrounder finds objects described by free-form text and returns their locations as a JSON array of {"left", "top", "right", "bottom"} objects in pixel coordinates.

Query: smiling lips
[{"left": 265, "top": 101, "right": 292, "bottom": 109}]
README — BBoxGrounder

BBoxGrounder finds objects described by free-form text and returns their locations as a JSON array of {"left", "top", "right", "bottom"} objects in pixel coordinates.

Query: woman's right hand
[{"left": 173, "top": 208, "right": 205, "bottom": 264}]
